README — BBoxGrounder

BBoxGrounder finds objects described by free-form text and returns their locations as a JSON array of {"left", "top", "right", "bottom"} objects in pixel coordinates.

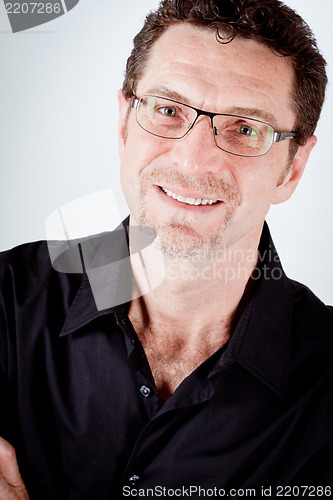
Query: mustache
[{"left": 141, "top": 168, "right": 241, "bottom": 204}]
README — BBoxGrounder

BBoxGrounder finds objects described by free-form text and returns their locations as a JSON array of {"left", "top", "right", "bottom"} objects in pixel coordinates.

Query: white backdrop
[{"left": 1, "top": 0, "right": 332, "bottom": 303}]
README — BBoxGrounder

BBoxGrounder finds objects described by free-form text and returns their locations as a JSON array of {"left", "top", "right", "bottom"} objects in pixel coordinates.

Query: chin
[
  {"left": 153, "top": 223, "right": 231, "bottom": 259},
  {"left": 155, "top": 225, "right": 204, "bottom": 258}
]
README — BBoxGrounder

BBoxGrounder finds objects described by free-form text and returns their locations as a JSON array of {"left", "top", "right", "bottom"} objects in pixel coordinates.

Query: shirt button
[
  {"left": 129, "top": 474, "right": 140, "bottom": 485},
  {"left": 140, "top": 385, "right": 151, "bottom": 397}
]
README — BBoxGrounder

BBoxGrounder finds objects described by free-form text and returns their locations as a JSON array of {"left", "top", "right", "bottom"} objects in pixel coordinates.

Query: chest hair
[{"left": 135, "top": 323, "right": 228, "bottom": 403}]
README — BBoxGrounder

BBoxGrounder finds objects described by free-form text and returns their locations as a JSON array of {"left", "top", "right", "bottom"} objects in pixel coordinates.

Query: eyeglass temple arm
[
  {"left": 273, "top": 132, "right": 297, "bottom": 143},
  {"left": 131, "top": 97, "right": 139, "bottom": 109}
]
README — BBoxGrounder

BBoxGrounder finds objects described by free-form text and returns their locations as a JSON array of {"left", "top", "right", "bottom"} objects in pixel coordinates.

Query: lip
[{"left": 154, "top": 185, "right": 224, "bottom": 210}]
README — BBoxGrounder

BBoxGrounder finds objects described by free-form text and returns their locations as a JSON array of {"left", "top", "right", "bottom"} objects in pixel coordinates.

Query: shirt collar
[
  {"left": 59, "top": 220, "right": 131, "bottom": 336},
  {"left": 59, "top": 221, "right": 292, "bottom": 396}
]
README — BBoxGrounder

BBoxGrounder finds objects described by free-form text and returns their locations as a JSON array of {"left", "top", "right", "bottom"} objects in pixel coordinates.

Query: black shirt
[{"left": 0, "top": 222, "right": 332, "bottom": 499}]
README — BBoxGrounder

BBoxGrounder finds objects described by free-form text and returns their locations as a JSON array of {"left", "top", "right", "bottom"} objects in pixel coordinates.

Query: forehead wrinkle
[
  {"left": 141, "top": 60, "right": 279, "bottom": 110},
  {"left": 149, "top": 50, "right": 278, "bottom": 94}
]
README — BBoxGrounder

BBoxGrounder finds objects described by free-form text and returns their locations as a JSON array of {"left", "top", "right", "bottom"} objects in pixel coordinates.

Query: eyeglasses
[{"left": 131, "top": 95, "right": 297, "bottom": 158}]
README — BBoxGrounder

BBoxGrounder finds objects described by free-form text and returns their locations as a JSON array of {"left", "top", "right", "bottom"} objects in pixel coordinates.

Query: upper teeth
[{"left": 161, "top": 187, "right": 220, "bottom": 206}]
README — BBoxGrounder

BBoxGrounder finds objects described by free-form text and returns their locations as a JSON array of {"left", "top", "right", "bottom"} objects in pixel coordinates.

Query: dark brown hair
[{"left": 122, "top": 0, "right": 327, "bottom": 145}]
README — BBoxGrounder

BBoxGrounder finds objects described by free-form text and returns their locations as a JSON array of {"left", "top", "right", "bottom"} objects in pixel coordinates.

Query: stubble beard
[{"left": 138, "top": 168, "right": 241, "bottom": 259}]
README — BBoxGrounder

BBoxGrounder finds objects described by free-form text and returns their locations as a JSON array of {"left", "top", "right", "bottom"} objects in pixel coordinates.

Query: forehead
[{"left": 136, "top": 23, "right": 295, "bottom": 126}]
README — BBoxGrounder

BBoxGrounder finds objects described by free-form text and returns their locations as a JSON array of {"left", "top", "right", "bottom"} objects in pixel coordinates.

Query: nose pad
[
  {"left": 186, "top": 115, "right": 217, "bottom": 145},
  {"left": 210, "top": 123, "right": 219, "bottom": 149}
]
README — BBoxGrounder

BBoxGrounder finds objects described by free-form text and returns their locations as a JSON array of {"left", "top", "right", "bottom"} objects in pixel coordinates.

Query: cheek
[
  {"left": 120, "top": 129, "right": 172, "bottom": 206},
  {"left": 233, "top": 161, "right": 283, "bottom": 212},
  {"left": 121, "top": 128, "right": 172, "bottom": 179}
]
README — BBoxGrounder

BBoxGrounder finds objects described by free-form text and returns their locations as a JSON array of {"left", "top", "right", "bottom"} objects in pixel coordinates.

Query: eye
[
  {"left": 238, "top": 124, "right": 258, "bottom": 136},
  {"left": 159, "top": 106, "right": 177, "bottom": 117}
]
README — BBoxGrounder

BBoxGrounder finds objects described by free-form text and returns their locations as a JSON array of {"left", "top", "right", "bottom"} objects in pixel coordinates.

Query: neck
[{"left": 128, "top": 224, "right": 262, "bottom": 344}]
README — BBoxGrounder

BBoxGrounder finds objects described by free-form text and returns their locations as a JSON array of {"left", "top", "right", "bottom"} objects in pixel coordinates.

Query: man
[{"left": 0, "top": 0, "right": 332, "bottom": 498}]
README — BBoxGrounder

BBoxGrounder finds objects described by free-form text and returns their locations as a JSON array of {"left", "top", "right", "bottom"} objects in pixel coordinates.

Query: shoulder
[
  {"left": 0, "top": 240, "right": 49, "bottom": 263},
  {"left": 0, "top": 239, "right": 85, "bottom": 315},
  {"left": 0, "top": 240, "right": 53, "bottom": 288}
]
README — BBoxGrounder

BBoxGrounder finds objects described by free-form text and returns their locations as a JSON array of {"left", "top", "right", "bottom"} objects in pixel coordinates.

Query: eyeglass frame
[{"left": 131, "top": 95, "right": 297, "bottom": 158}]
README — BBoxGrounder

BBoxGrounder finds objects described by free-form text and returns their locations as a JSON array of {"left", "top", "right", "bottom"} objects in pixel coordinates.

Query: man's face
[{"left": 118, "top": 24, "right": 315, "bottom": 257}]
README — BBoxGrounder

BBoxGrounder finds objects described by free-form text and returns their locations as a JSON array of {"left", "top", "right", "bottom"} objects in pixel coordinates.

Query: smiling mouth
[{"left": 159, "top": 186, "right": 222, "bottom": 206}]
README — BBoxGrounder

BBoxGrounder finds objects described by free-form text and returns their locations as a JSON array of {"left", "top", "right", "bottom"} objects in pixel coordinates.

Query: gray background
[{"left": 1, "top": 0, "right": 332, "bottom": 303}]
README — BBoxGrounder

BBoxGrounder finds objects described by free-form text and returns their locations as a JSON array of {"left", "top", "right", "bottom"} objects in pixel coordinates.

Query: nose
[{"left": 168, "top": 115, "right": 224, "bottom": 176}]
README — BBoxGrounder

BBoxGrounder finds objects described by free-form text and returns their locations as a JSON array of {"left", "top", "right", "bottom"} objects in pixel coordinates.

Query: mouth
[{"left": 159, "top": 186, "right": 222, "bottom": 206}]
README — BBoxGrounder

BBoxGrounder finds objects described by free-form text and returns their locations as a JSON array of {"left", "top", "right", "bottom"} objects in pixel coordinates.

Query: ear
[
  {"left": 272, "top": 135, "right": 317, "bottom": 205},
  {"left": 117, "top": 89, "right": 131, "bottom": 156}
]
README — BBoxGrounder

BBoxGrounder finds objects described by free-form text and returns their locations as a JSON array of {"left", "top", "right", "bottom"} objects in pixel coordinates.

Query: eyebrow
[
  {"left": 144, "top": 86, "right": 278, "bottom": 127},
  {"left": 145, "top": 87, "right": 192, "bottom": 105}
]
